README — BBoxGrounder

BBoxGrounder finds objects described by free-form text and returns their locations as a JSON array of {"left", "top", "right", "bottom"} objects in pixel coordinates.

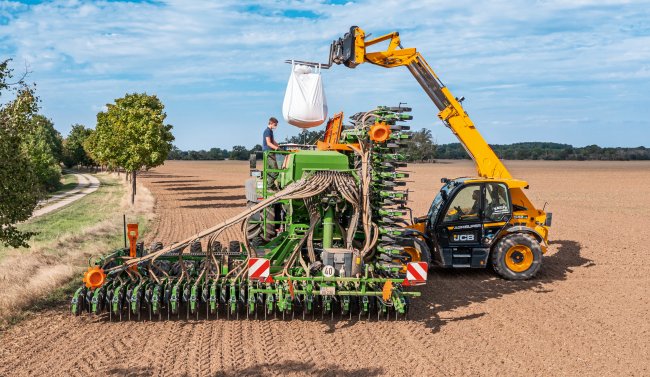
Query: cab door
[
  {"left": 481, "top": 182, "right": 513, "bottom": 245},
  {"left": 434, "top": 184, "right": 484, "bottom": 267}
]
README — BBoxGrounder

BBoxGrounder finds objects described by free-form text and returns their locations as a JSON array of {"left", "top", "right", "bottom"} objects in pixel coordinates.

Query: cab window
[
  {"left": 443, "top": 185, "right": 481, "bottom": 223},
  {"left": 484, "top": 183, "right": 511, "bottom": 222},
  {"left": 427, "top": 183, "right": 451, "bottom": 225}
]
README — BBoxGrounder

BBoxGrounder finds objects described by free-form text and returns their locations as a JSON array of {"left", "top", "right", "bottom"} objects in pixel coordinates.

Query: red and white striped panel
[
  {"left": 248, "top": 258, "right": 270, "bottom": 280},
  {"left": 404, "top": 262, "right": 428, "bottom": 286}
]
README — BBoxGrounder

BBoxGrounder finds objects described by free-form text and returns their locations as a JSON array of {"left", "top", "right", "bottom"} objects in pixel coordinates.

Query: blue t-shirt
[{"left": 262, "top": 127, "right": 275, "bottom": 151}]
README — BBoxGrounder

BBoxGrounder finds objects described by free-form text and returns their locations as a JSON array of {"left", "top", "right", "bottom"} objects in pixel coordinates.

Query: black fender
[{"left": 497, "top": 226, "right": 547, "bottom": 248}]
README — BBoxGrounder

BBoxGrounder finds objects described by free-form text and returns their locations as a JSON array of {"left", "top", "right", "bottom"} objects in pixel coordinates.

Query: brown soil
[{"left": 1, "top": 160, "right": 648, "bottom": 376}]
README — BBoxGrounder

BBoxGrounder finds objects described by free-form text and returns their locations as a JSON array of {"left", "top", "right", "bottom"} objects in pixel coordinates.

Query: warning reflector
[
  {"left": 402, "top": 262, "right": 428, "bottom": 286},
  {"left": 248, "top": 258, "right": 270, "bottom": 281}
]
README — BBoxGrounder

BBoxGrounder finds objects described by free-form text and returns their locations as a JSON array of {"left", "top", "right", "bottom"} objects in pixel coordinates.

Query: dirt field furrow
[{"left": 1, "top": 160, "right": 649, "bottom": 376}]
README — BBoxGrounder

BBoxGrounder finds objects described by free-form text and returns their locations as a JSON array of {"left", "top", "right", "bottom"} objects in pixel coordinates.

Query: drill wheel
[{"left": 190, "top": 241, "right": 202, "bottom": 253}]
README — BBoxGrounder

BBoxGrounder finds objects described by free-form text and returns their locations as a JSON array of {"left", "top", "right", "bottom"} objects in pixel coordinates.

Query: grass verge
[
  {"left": 2, "top": 279, "right": 80, "bottom": 329},
  {"left": 0, "top": 173, "right": 155, "bottom": 330}
]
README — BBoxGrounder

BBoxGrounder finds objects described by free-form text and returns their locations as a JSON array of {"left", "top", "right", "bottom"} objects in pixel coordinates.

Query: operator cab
[{"left": 424, "top": 178, "right": 512, "bottom": 268}]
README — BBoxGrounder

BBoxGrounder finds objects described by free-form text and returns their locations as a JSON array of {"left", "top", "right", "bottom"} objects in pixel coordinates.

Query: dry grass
[{"left": 0, "top": 173, "right": 155, "bottom": 328}]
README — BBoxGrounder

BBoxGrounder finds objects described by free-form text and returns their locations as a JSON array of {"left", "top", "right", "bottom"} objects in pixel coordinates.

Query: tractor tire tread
[{"left": 491, "top": 233, "right": 542, "bottom": 280}]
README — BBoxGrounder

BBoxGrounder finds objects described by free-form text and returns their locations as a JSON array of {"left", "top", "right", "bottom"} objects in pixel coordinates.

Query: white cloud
[{"left": 0, "top": 0, "right": 649, "bottom": 147}]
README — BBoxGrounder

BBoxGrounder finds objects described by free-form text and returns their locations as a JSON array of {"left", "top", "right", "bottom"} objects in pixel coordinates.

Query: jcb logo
[{"left": 453, "top": 234, "right": 474, "bottom": 242}]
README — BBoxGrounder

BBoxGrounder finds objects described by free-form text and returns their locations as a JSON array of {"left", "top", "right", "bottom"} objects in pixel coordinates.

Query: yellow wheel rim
[
  {"left": 397, "top": 246, "right": 421, "bottom": 274},
  {"left": 505, "top": 245, "right": 533, "bottom": 272}
]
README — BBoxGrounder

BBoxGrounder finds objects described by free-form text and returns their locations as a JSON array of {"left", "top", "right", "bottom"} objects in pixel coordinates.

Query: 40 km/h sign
[{"left": 248, "top": 258, "right": 272, "bottom": 282}]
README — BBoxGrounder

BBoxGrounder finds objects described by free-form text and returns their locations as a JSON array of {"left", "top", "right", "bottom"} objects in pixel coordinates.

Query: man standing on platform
[{"left": 263, "top": 117, "right": 280, "bottom": 188}]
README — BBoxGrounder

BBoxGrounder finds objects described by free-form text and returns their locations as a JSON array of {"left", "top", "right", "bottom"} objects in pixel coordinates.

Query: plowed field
[{"left": 1, "top": 160, "right": 648, "bottom": 376}]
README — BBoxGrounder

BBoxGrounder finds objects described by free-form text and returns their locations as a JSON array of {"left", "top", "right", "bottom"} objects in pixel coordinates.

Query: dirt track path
[
  {"left": 30, "top": 173, "right": 100, "bottom": 219},
  {"left": 1, "top": 160, "right": 648, "bottom": 376}
]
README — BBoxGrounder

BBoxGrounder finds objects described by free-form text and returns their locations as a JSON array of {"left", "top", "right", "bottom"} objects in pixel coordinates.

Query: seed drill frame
[{"left": 71, "top": 107, "right": 428, "bottom": 321}]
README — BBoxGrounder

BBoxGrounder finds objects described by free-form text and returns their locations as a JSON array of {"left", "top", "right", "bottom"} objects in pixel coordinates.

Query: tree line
[
  {"left": 0, "top": 59, "right": 175, "bottom": 247},
  {"left": 166, "top": 128, "right": 439, "bottom": 162},
  {"left": 165, "top": 129, "right": 329, "bottom": 161},
  {"left": 167, "top": 128, "right": 648, "bottom": 163},
  {"left": 167, "top": 145, "right": 261, "bottom": 161},
  {"left": 436, "top": 142, "right": 650, "bottom": 161}
]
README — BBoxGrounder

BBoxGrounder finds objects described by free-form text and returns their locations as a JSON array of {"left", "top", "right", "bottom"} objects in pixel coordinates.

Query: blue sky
[{"left": 1, "top": 0, "right": 649, "bottom": 149}]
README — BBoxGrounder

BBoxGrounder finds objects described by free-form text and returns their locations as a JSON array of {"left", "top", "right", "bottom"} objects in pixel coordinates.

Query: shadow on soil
[
  {"left": 138, "top": 173, "right": 195, "bottom": 179},
  {"left": 409, "top": 239, "right": 592, "bottom": 333},
  {"left": 166, "top": 185, "right": 241, "bottom": 192},
  {"left": 310, "top": 239, "right": 591, "bottom": 334},
  {"left": 149, "top": 179, "right": 209, "bottom": 184},
  {"left": 180, "top": 203, "right": 245, "bottom": 209},
  {"left": 179, "top": 195, "right": 246, "bottom": 202},
  {"left": 107, "top": 361, "right": 383, "bottom": 377}
]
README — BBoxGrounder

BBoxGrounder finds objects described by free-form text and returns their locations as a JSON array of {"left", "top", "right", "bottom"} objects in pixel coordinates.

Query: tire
[
  {"left": 229, "top": 240, "right": 241, "bottom": 254},
  {"left": 248, "top": 235, "right": 263, "bottom": 249},
  {"left": 147, "top": 241, "right": 163, "bottom": 256},
  {"left": 491, "top": 233, "right": 542, "bottom": 280},
  {"left": 190, "top": 241, "right": 202, "bottom": 253},
  {"left": 262, "top": 204, "right": 280, "bottom": 241},
  {"left": 246, "top": 201, "right": 262, "bottom": 221},
  {"left": 412, "top": 238, "right": 432, "bottom": 267},
  {"left": 395, "top": 237, "right": 431, "bottom": 277},
  {"left": 246, "top": 201, "right": 274, "bottom": 244},
  {"left": 209, "top": 241, "right": 222, "bottom": 253}
]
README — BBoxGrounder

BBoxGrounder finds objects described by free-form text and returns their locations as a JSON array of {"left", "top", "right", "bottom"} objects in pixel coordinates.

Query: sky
[{"left": 1, "top": 0, "right": 649, "bottom": 149}]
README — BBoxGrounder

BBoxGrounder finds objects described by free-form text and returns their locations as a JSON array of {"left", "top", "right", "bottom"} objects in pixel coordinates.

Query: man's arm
[{"left": 266, "top": 136, "right": 279, "bottom": 150}]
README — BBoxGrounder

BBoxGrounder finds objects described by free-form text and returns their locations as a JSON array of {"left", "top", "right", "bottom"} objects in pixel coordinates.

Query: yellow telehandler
[{"left": 298, "top": 26, "right": 552, "bottom": 279}]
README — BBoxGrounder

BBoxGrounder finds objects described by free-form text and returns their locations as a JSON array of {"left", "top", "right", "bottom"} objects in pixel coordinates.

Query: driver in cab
[{"left": 446, "top": 189, "right": 481, "bottom": 221}]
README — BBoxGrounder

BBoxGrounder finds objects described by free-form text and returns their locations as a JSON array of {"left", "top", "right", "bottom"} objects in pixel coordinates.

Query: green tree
[
  {"left": 188, "top": 150, "right": 203, "bottom": 160},
  {"left": 531, "top": 147, "right": 543, "bottom": 160},
  {"left": 21, "top": 115, "right": 63, "bottom": 191},
  {"left": 516, "top": 148, "right": 531, "bottom": 160},
  {"left": 404, "top": 128, "right": 437, "bottom": 162},
  {"left": 22, "top": 123, "right": 62, "bottom": 191},
  {"left": 230, "top": 145, "right": 249, "bottom": 160},
  {"left": 63, "top": 124, "right": 94, "bottom": 168},
  {"left": 167, "top": 145, "right": 183, "bottom": 160},
  {"left": 84, "top": 113, "right": 122, "bottom": 171},
  {"left": 0, "top": 59, "right": 41, "bottom": 247},
  {"left": 284, "top": 129, "right": 325, "bottom": 145},
  {"left": 91, "top": 93, "right": 174, "bottom": 204},
  {"left": 208, "top": 147, "right": 227, "bottom": 160},
  {"left": 250, "top": 144, "right": 263, "bottom": 159},
  {"left": 30, "top": 115, "right": 63, "bottom": 162}
]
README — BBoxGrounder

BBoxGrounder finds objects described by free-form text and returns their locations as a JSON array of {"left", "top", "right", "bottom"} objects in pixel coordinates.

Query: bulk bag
[{"left": 282, "top": 63, "right": 328, "bottom": 128}]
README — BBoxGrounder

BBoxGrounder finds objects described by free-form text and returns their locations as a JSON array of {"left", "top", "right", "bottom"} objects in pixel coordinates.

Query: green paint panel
[{"left": 281, "top": 151, "right": 349, "bottom": 186}]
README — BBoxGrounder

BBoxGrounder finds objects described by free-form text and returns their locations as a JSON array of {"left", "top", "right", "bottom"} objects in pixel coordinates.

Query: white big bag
[{"left": 282, "top": 63, "right": 328, "bottom": 128}]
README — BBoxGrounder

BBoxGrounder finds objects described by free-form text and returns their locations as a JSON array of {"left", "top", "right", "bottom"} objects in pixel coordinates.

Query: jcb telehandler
[{"left": 301, "top": 26, "right": 552, "bottom": 280}]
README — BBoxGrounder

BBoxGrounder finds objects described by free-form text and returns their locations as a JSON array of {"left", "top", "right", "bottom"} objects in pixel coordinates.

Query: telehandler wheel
[
  {"left": 397, "top": 238, "right": 431, "bottom": 275},
  {"left": 491, "top": 233, "right": 542, "bottom": 280}
]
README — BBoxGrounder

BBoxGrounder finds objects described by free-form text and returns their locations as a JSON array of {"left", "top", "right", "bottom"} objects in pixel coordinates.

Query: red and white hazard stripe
[
  {"left": 403, "top": 262, "right": 428, "bottom": 286},
  {"left": 248, "top": 258, "right": 270, "bottom": 281}
]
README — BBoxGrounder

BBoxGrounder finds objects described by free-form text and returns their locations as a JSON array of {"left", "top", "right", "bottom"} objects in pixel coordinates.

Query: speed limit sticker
[{"left": 322, "top": 265, "right": 335, "bottom": 277}]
